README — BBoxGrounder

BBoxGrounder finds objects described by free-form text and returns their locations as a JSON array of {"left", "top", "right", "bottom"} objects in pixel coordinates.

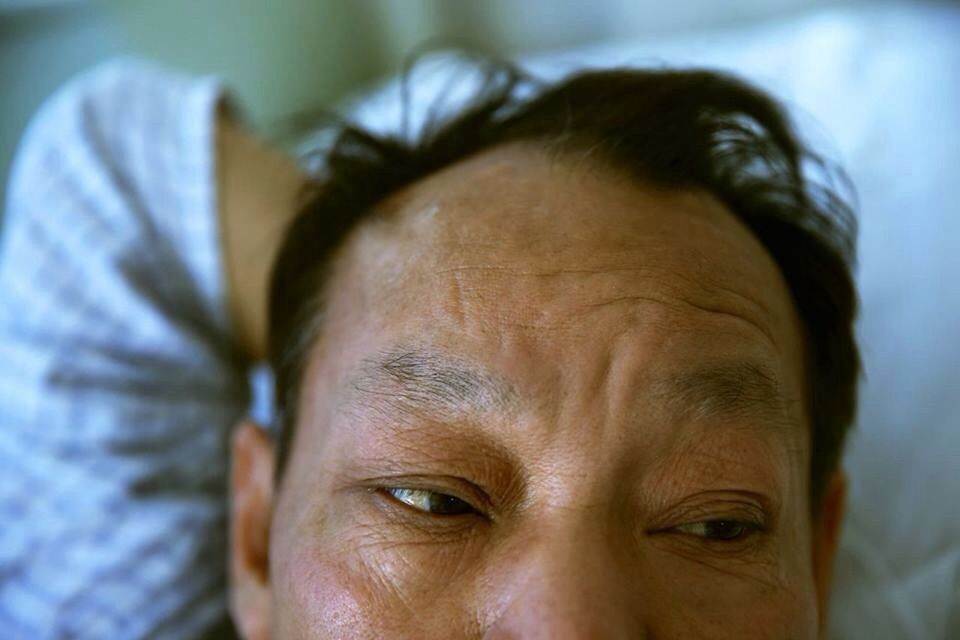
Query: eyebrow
[
  {"left": 345, "top": 348, "right": 790, "bottom": 429},
  {"left": 345, "top": 347, "right": 517, "bottom": 418},
  {"left": 655, "top": 361, "right": 791, "bottom": 425}
]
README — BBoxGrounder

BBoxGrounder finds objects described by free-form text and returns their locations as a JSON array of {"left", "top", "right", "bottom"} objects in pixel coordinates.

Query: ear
[
  {"left": 811, "top": 468, "right": 847, "bottom": 631},
  {"left": 229, "top": 420, "right": 275, "bottom": 640}
]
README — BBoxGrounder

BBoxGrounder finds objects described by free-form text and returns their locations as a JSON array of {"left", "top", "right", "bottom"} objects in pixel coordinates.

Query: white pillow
[{"left": 339, "top": 4, "right": 960, "bottom": 636}]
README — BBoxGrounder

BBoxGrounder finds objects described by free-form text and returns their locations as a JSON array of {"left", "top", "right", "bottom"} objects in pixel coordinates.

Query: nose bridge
[{"left": 483, "top": 517, "right": 644, "bottom": 640}]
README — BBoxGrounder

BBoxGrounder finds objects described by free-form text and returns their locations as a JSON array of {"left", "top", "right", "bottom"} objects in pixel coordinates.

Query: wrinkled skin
[{"left": 230, "top": 144, "right": 845, "bottom": 639}]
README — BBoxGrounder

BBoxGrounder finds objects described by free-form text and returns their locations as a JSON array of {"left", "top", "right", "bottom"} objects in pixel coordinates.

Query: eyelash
[{"left": 380, "top": 487, "right": 763, "bottom": 546}]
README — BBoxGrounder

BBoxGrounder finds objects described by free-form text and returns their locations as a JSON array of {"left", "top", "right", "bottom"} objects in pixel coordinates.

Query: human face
[{"left": 231, "top": 144, "right": 843, "bottom": 638}]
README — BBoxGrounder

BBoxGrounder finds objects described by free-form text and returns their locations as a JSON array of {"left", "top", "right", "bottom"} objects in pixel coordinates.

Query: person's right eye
[{"left": 380, "top": 487, "right": 479, "bottom": 516}]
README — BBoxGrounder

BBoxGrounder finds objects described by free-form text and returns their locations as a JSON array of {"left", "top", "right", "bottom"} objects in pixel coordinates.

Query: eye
[
  {"left": 382, "top": 487, "right": 478, "bottom": 516},
  {"left": 674, "top": 519, "right": 758, "bottom": 542}
]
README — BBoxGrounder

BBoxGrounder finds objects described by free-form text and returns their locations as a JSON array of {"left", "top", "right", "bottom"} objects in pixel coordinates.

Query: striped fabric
[{"left": 0, "top": 59, "right": 247, "bottom": 639}]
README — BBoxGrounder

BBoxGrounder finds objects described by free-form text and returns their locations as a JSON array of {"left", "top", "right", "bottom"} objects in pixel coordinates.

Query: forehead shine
[{"left": 330, "top": 143, "right": 798, "bottom": 350}]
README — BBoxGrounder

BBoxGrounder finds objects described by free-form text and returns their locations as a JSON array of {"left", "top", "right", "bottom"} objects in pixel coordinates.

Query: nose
[{"left": 482, "top": 527, "right": 645, "bottom": 639}]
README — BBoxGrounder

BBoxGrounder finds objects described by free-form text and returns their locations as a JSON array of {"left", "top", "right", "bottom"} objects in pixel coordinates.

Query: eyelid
[{"left": 647, "top": 491, "right": 773, "bottom": 534}]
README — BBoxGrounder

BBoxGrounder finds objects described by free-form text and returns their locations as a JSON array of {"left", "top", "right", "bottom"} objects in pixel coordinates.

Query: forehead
[{"left": 311, "top": 143, "right": 807, "bottom": 439}]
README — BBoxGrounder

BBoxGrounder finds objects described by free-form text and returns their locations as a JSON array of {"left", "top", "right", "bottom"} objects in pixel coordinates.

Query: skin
[
  {"left": 218, "top": 110, "right": 306, "bottom": 361},
  {"left": 222, "top": 129, "right": 846, "bottom": 638}
]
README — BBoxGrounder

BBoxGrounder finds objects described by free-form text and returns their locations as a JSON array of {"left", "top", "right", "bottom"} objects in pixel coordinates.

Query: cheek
[
  {"left": 272, "top": 540, "right": 387, "bottom": 640},
  {"left": 639, "top": 535, "right": 819, "bottom": 638},
  {"left": 658, "top": 583, "right": 819, "bottom": 639},
  {"left": 272, "top": 528, "right": 480, "bottom": 639}
]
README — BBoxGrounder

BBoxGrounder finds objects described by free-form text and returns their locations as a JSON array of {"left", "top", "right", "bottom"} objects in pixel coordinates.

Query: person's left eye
[
  {"left": 382, "top": 487, "right": 478, "bottom": 516},
  {"left": 674, "top": 519, "right": 759, "bottom": 542}
]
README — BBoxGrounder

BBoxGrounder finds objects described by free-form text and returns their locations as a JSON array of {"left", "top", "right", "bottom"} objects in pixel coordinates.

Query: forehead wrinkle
[
  {"left": 427, "top": 253, "right": 781, "bottom": 347},
  {"left": 342, "top": 346, "right": 518, "bottom": 420}
]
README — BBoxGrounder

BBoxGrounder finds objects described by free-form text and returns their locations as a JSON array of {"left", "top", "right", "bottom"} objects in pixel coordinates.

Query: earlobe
[
  {"left": 812, "top": 468, "right": 847, "bottom": 631},
  {"left": 229, "top": 420, "right": 276, "bottom": 640}
]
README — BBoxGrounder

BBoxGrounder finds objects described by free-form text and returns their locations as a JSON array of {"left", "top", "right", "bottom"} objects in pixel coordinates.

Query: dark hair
[{"left": 268, "top": 57, "right": 860, "bottom": 508}]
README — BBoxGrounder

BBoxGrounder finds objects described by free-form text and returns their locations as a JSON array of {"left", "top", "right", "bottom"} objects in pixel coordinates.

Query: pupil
[
  {"left": 707, "top": 520, "right": 745, "bottom": 540},
  {"left": 429, "top": 493, "right": 470, "bottom": 515}
]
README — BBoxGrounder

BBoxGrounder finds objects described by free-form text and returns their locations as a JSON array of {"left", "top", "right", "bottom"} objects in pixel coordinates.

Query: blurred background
[
  {"left": 2, "top": 1, "right": 959, "bottom": 637},
  {"left": 0, "top": 0, "right": 940, "bottom": 216}
]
